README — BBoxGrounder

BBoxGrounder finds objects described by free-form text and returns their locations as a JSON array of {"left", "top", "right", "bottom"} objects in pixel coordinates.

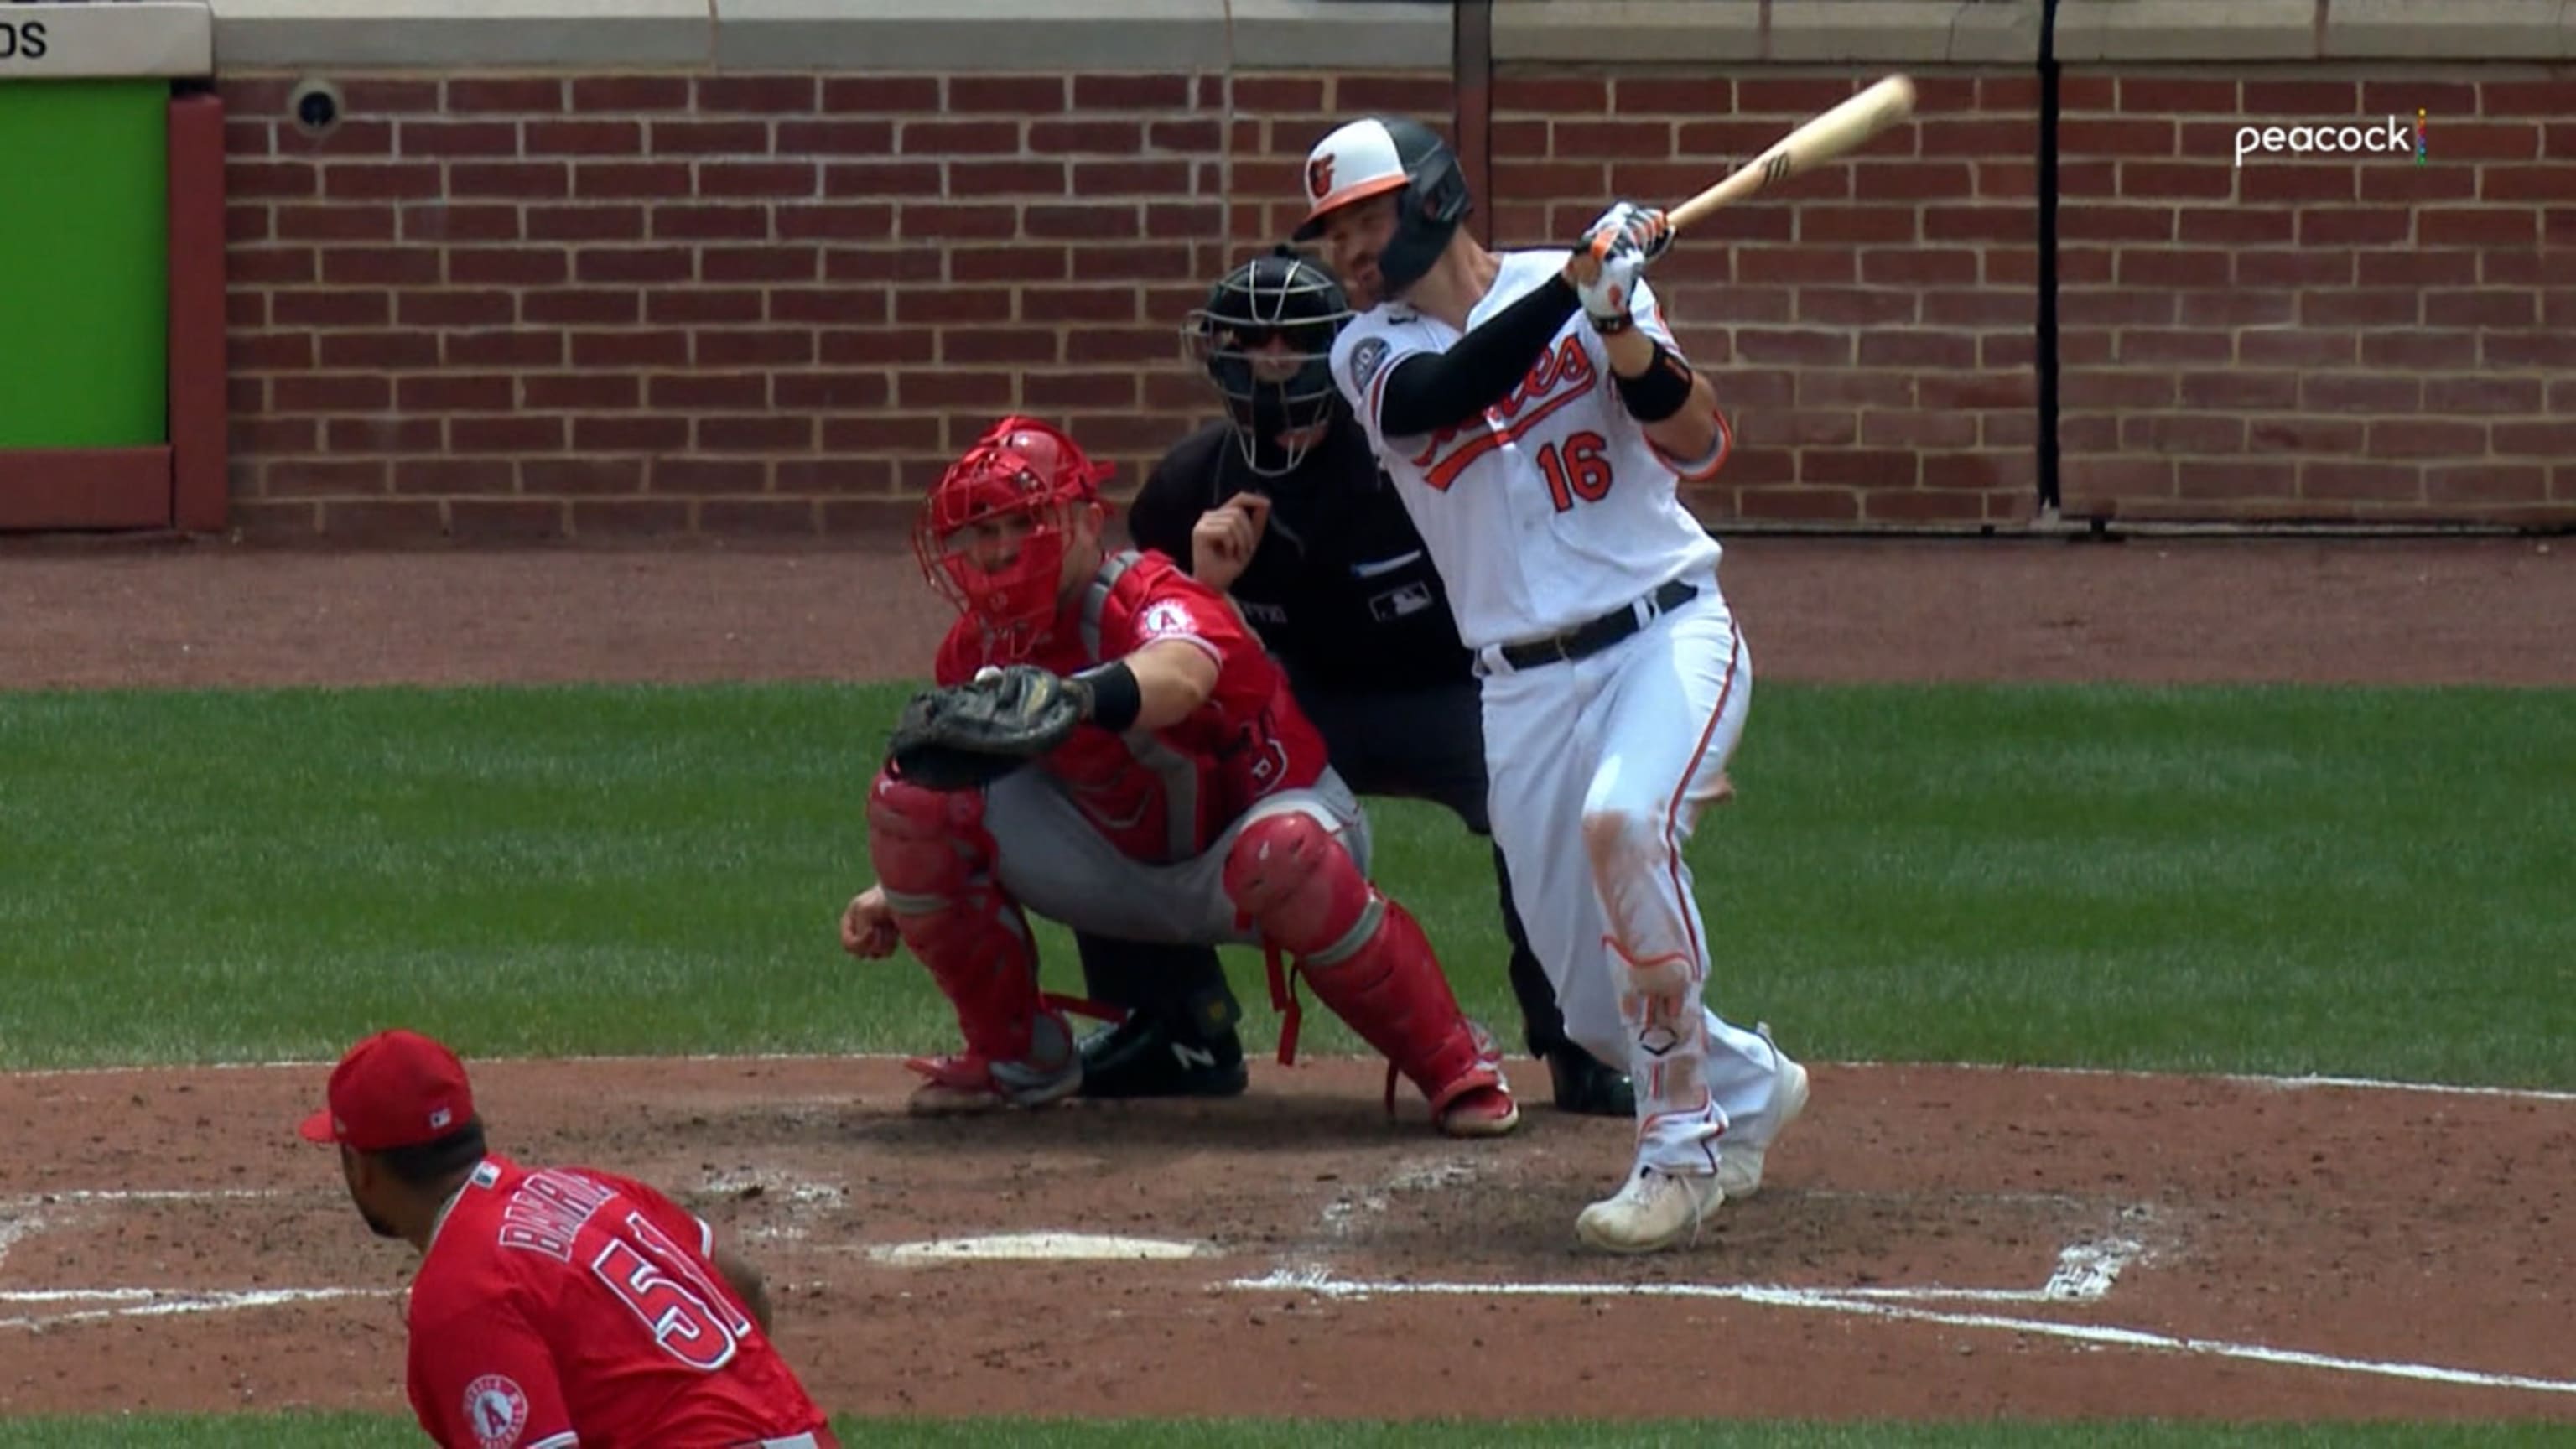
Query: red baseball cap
[{"left": 298, "top": 1029, "right": 476, "bottom": 1151}]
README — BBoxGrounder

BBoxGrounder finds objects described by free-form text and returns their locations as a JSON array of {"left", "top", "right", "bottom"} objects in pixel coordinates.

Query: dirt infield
[
  {"left": 2, "top": 1059, "right": 2570, "bottom": 1420},
  {"left": 3, "top": 533, "right": 2571, "bottom": 692},
  {"left": 2, "top": 533, "right": 2572, "bottom": 1423}
]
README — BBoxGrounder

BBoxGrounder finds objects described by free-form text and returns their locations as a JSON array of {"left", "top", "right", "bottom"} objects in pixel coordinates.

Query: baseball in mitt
[{"left": 886, "top": 664, "right": 1091, "bottom": 792}]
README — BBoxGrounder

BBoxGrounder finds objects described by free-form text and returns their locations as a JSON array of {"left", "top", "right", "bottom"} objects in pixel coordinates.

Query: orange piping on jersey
[
  {"left": 1418, "top": 382, "right": 1598, "bottom": 491},
  {"left": 1661, "top": 617, "right": 1742, "bottom": 973},
  {"left": 1651, "top": 404, "right": 1734, "bottom": 484},
  {"left": 1401, "top": 333, "right": 1599, "bottom": 490}
]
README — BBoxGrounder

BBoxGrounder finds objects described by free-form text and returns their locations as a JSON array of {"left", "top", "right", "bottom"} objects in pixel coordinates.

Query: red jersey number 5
[{"left": 589, "top": 1212, "right": 751, "bottom": 1372}]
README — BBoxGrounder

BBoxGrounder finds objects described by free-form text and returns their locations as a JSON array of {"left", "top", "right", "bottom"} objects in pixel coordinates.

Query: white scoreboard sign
[{"left": 0, "top": 2, "right": 213, "bottom": 78}]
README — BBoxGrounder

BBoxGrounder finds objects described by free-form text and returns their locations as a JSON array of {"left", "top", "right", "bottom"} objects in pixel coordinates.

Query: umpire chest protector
[{"left": 1132, "top": 418, "right": 1472, "bottom": 695}]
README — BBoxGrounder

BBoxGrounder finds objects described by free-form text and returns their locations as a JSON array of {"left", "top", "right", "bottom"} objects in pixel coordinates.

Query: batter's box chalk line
[
  {"left": 1224, "top": 1235, "right": 2576, "bottom": 1400},
  {"left": 0, "top": 1286, "right": 391, "bottom": 1333},
  {"left": 1, "top": 1188, "right": 387, "bottom": 1334}
]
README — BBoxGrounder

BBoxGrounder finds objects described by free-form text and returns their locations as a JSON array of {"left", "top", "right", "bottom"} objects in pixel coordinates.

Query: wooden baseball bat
[{"left": 1665, "top": 74, "right": 1918, "bottom": 232}]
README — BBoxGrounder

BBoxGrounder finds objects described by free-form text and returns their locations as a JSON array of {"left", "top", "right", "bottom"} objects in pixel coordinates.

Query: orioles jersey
[
  {"left": 1330, "top": 251, "right": 1731, "bottom": 652},
  {"left": 933, "top": 548, "right": 1333, "bottom": 864},
  {"left": 403, "top": 1156, "right": 831, "bottom": 1449}
]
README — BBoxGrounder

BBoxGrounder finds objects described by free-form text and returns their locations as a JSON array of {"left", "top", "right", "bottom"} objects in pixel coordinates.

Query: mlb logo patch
[{"left": 1368, "top": 583, "right": 1435, "bottom": 623}]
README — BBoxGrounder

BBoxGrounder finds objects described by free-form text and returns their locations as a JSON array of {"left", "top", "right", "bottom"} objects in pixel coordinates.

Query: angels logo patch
[
  {"left": 463, "top": 1374, "right": 530, "bottom": 1447},
  {"left": 1348, "top": 336, "right": 1390, "bottom": 395},
  {"left": 1138, "top": 600, "right": 1200, "bottom": 641}
]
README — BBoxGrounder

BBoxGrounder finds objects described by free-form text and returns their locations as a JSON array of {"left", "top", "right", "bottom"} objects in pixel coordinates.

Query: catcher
[{"left": 838, "top": 414, "right": 1520, "bottom": 1137}]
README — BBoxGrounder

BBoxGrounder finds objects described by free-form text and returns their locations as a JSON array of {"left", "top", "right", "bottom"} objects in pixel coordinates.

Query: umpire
[{"left": 1068, "top": 246, "right": 1633, "bottom": 1116}]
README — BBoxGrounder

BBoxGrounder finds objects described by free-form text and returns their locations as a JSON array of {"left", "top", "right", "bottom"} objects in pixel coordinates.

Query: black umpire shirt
[{"left": 1125, "top": 415, "right": 1474, "bottom": 696}]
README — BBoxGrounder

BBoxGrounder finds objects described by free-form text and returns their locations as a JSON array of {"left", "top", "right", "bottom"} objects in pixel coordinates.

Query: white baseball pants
[{"left": 1477, "top": 581, "right": 1799, "bottom": 1176}]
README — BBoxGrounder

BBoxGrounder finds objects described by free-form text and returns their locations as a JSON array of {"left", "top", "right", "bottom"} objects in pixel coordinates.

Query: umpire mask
[{"left": 1186, "top": 249, "right": 1356, "bottom": 479}]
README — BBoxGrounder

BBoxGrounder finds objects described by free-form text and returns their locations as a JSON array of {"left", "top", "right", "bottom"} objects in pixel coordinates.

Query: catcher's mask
[
  {"left": 1291, "top": 115, "right": 1472, "bottom": 301},
  {"left": 913, "top": 416, "right": 1113, "bottom": 662},
  {"left": 1185, "top": 247, "right": 1355, "bottom": 479}
]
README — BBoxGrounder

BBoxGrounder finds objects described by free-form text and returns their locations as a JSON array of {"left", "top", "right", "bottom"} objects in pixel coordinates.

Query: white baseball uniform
[{"left": 1332, "top": 252, "right": 1801, "bottom": 1177}]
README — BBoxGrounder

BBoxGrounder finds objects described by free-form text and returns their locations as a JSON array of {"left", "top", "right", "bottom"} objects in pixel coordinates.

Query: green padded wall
[{"left": 0, "top": 78, "right": 168, "bottom": 449}]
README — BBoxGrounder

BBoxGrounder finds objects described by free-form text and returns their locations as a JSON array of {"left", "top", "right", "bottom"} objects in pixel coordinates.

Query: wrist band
[
  {"left": 1613, "top": 340, "right": 1695, "bottom": 423},
  {"left": 1072, "top": 660, "right": 1143, "bottom": 732}
]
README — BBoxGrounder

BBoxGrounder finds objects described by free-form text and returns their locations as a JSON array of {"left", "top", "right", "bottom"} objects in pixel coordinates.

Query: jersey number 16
[
  {"left": 1538, "top": 432, "right": 1613, "bottom": 513},
  {"left": 590, "top": 1211, "right": 755, "bottom": 1372}
]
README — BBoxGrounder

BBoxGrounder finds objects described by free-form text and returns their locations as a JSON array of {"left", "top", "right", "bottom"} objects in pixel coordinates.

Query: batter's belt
[{"left": 1494, "top": 578, "right": 1699, "bottom": 672}]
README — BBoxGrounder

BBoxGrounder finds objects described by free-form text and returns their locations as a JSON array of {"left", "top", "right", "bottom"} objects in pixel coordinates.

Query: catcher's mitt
[{"left": 886, "top": 664, "right": 1090, "bottom": 792}]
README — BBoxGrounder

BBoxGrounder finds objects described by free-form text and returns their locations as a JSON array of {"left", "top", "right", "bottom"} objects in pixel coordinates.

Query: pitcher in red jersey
[
  {"left": 299, "top": 1028, "right": 837, "bottom": 1449},
  {"left": 839, "top": 414, "right": 1519, "bottom": 1137}
]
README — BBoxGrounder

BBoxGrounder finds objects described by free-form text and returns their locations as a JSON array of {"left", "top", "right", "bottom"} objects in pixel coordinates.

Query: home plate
[{"left": 863, "top": 1232, "right": 1217, "bottom": 1265}]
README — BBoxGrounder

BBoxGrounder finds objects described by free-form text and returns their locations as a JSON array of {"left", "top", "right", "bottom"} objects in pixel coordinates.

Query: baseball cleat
[
  {"left": 1074, "top": 1010, "right": 1249, "bottom": 1100},
  {"left": 1543, "top": 1044, "right": 1636, "bottom": 1117},
  {"left": 1575, "top": 1165, "right": 1725, "bottom": 1254},
  {"left": 904, "top": 1014, "right": 1083, "bottom": 1115},
  {"left": 1716, "top": 1030, "right": 1810, "bottom": 1199},
  {"left": 1434, "top": 1083, "right": 1521, "bottom": 1138},
  {"left": 1721, "top": 1021, "right": 1823, "bottom": 1201}
]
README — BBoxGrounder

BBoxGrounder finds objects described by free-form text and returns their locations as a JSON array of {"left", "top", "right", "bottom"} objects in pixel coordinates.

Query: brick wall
[
  {"left": 1493, "top": 70, "right": 2040, "bottom": 527},
  {"left": 216, "top": 62, "right": 2573, "bottom": 542},
  {"left": 2057, "top": 73, "right": 2576, "bottom": 523},
  {"left": 219, "top": 70, "right": 1445, "bottom": 542}
]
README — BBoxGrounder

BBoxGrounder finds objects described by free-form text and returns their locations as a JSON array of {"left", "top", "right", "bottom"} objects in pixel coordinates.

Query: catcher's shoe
[
  {"left": 1434, "top": 1082, "right": 1520, "bottom": 1138},
  {"left": 1075, "top": 1005, "right": 1249, "bottom": 1100},
  {"left": 1716, "top": 1039, "right": 1810, "bottom": 1200},
  {"left": 1544, "top": 1043, "right": 1635, "bottom": 1117},
  {"left": 1426, "top": 1021, "right": 1521, "bottom": 1139},
  {"left": 905, "top": 1011, "right": 1082, "bottom": 1115},
  {"left": 1575, "top": 1165, "right": 1724, "bottom": 1254}
]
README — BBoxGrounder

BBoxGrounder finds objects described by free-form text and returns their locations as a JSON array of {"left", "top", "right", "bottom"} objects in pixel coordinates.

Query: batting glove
[
  {"left": 1571, "top": 242, "right": 1647, "bottom": 335},
  {"left": 1581, "top": 200, "right": 1673, "bottom": 264}
]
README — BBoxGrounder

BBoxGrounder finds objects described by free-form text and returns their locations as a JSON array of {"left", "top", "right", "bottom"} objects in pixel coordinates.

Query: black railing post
[{"left": 2037, "top": 0, "right": 2064, "bottom": 515}]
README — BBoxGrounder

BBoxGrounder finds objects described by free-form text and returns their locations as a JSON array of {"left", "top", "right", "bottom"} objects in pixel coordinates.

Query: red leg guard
[
  {"left": 1223, "top": 813, "right": 1509, "bottom": 1123},
  {"left": 865, "top": 771, "right": 1047, "bottom": 1067}
]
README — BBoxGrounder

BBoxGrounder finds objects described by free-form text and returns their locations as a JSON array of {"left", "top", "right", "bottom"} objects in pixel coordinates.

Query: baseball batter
[
  {"left": 1292, "top": 116, "right": 1811, "bottom": 1252},
  {"left": 299, "top": 1028, "right": 836, "bottom": 1448},
  {"left": 838, "top": 414, "right": 1520, "bottom": 1137},
  {"left": 1069, "top": 245, "right": 1634, "bottom": 1119}
]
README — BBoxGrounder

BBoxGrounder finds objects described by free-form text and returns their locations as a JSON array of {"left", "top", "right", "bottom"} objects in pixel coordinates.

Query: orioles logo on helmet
[{"left": 1306, "top": 153, "right": 1335, "bottom": 202}]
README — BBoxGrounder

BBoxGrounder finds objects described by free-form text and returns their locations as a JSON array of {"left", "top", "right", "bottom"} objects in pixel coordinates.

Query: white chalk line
[
  {"left": 1, "top": 1186, "right": 386, "bottom": 1332},
  {"left": 0, "top": 1285, "right": 389, "bottom": 1333},
  {"left": 3, "top": 1188, "right": 292, "bottom": 1205},
  {"left": 859, "top": 1233, "right": 1218, "bottom": 1264},
  {"left": 1229, "top": 1269, "right": 2576, "bottom": 1400},
  {"left": 5, "top": 1054, "right": 2571, "bottom": 1104}
]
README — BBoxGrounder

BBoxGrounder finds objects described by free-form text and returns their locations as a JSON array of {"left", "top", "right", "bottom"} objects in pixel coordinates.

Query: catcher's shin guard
[
  {"left": 1222, "top": 812, "right": 1515, "bottom": 1133},
  {"left": 865, "top": 772, "right": 1058, "bottom": 1078}
]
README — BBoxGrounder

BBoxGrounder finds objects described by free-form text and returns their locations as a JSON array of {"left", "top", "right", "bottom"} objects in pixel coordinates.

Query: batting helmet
[
  {"left": 1186, "top": 247, "right": 1357, "bottom": 478},
  {"left": 1291, "top": 115, "right": 1472, "bottom": 299}
]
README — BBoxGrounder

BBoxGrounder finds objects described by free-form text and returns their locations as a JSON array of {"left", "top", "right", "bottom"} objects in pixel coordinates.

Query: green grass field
[
  {"left": 4, "top": 681, "right": 2571, "bottom": 1084},
  {"left": 3, "top": 678, "right": 2571, "bottom": 1443}
]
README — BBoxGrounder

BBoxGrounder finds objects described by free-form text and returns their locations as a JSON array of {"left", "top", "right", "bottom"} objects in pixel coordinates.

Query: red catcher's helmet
[{"left": 912, "top": 415, "right": 1114, "bottom": 662}]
